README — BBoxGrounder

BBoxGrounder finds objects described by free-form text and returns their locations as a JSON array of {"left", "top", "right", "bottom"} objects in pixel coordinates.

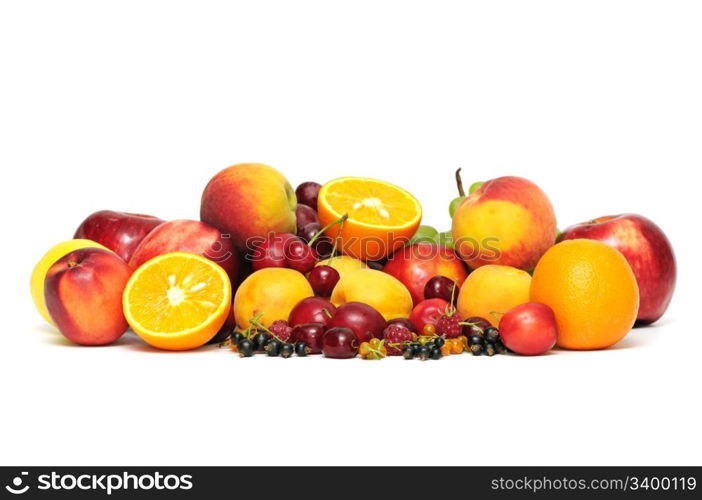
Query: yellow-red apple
[
  {"left": 451, "top": 176, "right": 556, "bottom": 271},
  {"left": 200, "top": 163, "right": 297, "bottom": 250},
  {"left": 44, "top": 248, "right": 131, "bottom": 345}
]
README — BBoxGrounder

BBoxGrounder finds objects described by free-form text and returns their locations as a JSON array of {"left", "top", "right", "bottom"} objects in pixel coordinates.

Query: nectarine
[{"left": 44, "top": 248, "right": 131, "bottom": 345}]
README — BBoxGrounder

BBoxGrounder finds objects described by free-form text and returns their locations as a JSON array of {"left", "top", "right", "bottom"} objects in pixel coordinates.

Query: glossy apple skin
[
  {"left": 499, "top": 302, "right": 557, "bottom": 355},
  {"left": 559, "top": 214, "right": 676, "bottom": 325},
  {"left": 384, "top": 242, "right": 468, "bottom": 305},
  {"left": 44, "top": 248, "right": 131, "bottom": 345},
  {"left": 326, "top": 302, "right": 386, "bottom": 343},
  {"left": 288, "top": 297, "right": 337, "bottom": 327},
  {"left": 74, "top": 210, "right": 164, "bottom": 262},
  {"left": 129, "top": 219, "right": 240, "bottom": 287},
  {"left": 322, "top": 327, "right": 358, "bottom": 358}
]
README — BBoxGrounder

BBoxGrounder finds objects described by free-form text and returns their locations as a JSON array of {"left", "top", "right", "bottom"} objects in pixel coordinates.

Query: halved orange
[
  {"left": 123, "top": 252, "right": 232, "bottom": 350},
  {"left": 318, "top": 177, "right": 422, "bottom": 260}
]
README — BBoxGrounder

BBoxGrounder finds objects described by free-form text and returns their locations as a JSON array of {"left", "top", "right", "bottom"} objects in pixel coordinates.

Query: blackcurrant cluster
[
  {"left": 467, "top": 326, "right": 508, "bottom": 356},
  {"left": 230, "top": 331, "right": 310, "bottom": 358},
  {"left": 401, "top": 336, "right": 445, "bottom": 361}
]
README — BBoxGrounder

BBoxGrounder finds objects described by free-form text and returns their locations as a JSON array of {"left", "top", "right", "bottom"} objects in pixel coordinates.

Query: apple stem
[{"left": 455, "top": 168, "right": 465, "bottom": 197}]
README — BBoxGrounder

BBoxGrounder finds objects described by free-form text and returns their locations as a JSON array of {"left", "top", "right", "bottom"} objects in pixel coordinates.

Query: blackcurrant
[
  {"left": 418, "top": 345, "right": 431, "bottom": 361},
  {"left": 484, "top": 327, "right": 500, "bottom": 344},
  {"left": 280, "top": 343, "right": 295, "bottom": 358},
  {"left": 469, "top": 343, "right": 484, "bottom": 356},
  {"left": 238, "top": 339, "right": 254, "bottom": 357},
  {"left": 468, "top": 334, "right": 484, "bottom": 347},
  {"left": 295, "top": 342, "right": 310, "bottom": 357},
  {"left": 231, "top": 332, "right": 244, "bottom": 345},
  {"left": 402, "top": 346, "right": 415, "bottom": 360},
  {"left": 265, "top": 339, "right": 281, "bottom": 357},
  {"left": 485, "top": 342, "right": 496, "bottom": 357},
  {"left": 430, "top": 348, "right": 442, "bottom": 360},
  {"left": 252, "top": 331, "right": 271, "bottom": 352},
  {"left": 434, "top": 337, "right": 446, "bottom": 348}
]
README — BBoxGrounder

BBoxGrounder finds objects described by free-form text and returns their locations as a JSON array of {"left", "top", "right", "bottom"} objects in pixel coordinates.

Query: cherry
[
  {"left": 291, "top": 322, "right": 326, "bottom": 354},
  {"left": 408, "top": 298, "right": 450, "bottom": 333},
  {"left": 424, "top": 275, "right": 459, "bottom": 305},
  {"left": 322, "top": 327, "right": 358, "bottom": 358},
  {"left": 285, "top": 239, "right": 318, "bottom": 273},
  {"left": 307, "top": 265, "right": 340, "bottom": 297},
  {"left": 296, "top": 204, "right": 319, "bottom": 233},
  {"left": 327, "top": 302, "right": 386, "bottom": 343},
  {"left": 295, "top": 182, "right": 322, "bottom": 209},
  {"left": 288, "top": 297, "right": 336, "bottom": 327},
  {"left": 250, "top": 232, "right": 297, "bottom": 271},
  {"left": 386, "top": 317, "right": 417, "bottom": 333},
  {"left": 298, "top": 222, "right": 334, "bottom": 258},
  {"left": 463, "top": 316, "right": 492, "bottom": 337}
]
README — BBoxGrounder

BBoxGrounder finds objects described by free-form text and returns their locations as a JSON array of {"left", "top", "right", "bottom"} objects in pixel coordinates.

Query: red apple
[
  {"left": 74, "top": 210, "right": 164, "bottom": 262},
  {"left": 559, "top": 214, "right": 676, "bottom": 324},
  {"left": 499, "top": 302, "right": 557, "bottom": 356},
  {"left": 384, "top": 242, "right": 468, "bottom": 305},
  {"left": 129, "top": 219, "right": 241, "bottom": 286},
  {"left": 44, "top": 248, "right": 131, "bottom": 345}
]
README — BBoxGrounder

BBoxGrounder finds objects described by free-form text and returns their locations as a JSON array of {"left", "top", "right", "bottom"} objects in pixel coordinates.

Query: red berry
[
  {"left": 409, "top": 298, "right": 450, "bottom": 333},
  {"left": 291, "top": 323, "right": 326, "bottom": 354},
  {"left": 269, "top": 320, "right": 293, "bottom": 342},
  {"left": 322, "top": 327, "right": 358, "bottom": 358},
  {"left": 383, "top": 324, "right": 414, "bottom": 355},
  {"left": 307, "top": 265, "right": 340, "bottom": 296},
  {"left": 435, "top": 313, "right": 463, "bottom": 338},
  {"left": 285, "top": 239, "right": 318, "bottom": 273}
]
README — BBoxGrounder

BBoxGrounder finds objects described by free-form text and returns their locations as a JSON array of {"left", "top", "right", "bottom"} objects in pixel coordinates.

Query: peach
[
  {"left": 330, "top": 269, "right": 413, "bottom": 321},
  {"left": 451, "top": 176, "right": 556, "bottom": 271},
  {"left": 44, "top": 248, "right": 131, "bottom": 345},
  {"left": 129, "top": 219, "right": 240, "bottom": 287},
  {"left": 456, "top": 264, "right": 532, "bottom": 327},
  {"left": 234, "top": 267, "right": 314, "bottom": 329},
  {"left": 200, "top": 163, "right": 297, "bottom": 250},
  {"left": 384, "top": 242, "right": 468, "bottom": 305}
]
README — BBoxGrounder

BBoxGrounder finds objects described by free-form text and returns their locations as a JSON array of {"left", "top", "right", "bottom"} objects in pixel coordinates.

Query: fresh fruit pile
[{"left": 31, "top": 162, "right": 677, "bottom": 360}]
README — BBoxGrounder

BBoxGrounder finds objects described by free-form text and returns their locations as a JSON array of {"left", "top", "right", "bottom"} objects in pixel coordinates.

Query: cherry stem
[
  {"left": 307, "top": 213, "right": 348, "bottom": 249},
  {"left": 455, "top": 168, "right": 465, "bottom": 197}
]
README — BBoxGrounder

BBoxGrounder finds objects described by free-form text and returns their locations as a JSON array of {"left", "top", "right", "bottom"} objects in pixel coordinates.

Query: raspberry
[
  {"left": 269, "top": 320, "right": 293, "bottom": 342},
  {"left": 383, "top": 324, "right": 414, "bottom": 355},
  {"left": 435, "top": 314, "right": 463, "bottom": 338}
]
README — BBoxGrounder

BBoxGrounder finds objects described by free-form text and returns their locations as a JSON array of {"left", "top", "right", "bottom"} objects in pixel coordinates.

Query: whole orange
[{"left": 530, "top": 239, "right": 639, "bottom": 350}]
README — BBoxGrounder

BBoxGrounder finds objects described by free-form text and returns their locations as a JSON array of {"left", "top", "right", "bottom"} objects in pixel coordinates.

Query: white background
[{"left": 1, "top": 0, "right": 700, "bottom": 466}]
